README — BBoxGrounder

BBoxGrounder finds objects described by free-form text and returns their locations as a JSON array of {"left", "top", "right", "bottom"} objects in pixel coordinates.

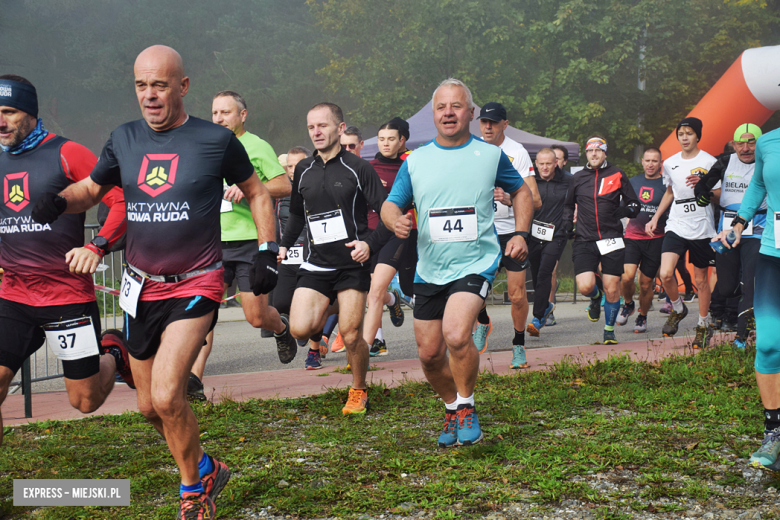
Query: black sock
[
  {"left": 765, "top": 408, "right": 780, "bottom": 433},
  {"left": 477, "top": 307, "right": 490, "bottom": 325},
  {"left": 513, "top": 329, "right": 524, "bottom": 346}
]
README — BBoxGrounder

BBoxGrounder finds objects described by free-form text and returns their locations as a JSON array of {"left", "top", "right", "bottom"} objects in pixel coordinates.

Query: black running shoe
[
  {"left": 711, "top": 317, "right": 723, "bottom": 331},
  {"left": 187, "top": 373, "right": 207, "bottom": 401},
  {"left": 274, "top": 315, "right": 298, "bottom": 364},
  {"left": 587, "top": 292, "right": 601, "bottom": 322},
  {"left": 692, "top": 325, "right": 713, "bottom": 350},
  {"left": 662, "top": 303, "right": 688, "bottom": 337}
]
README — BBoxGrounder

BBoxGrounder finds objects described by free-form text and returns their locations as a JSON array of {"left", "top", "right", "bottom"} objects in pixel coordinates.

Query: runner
[
  {"left": 363, "top": 118, "right": 414, "bottom": 358},
  {"left": 547, "top": 144, "right": 572, "bottom": 325},
  {"left": 474, "top": 102, "right": 540, "bottom": 365},
  {"left": 382, "top": 78, "right": 533, "bottom": 447},
  {"left": 31, "top": 46, "right": 278, "bottom": 519},
  {"left": 717, "top": 126, "right": 780, "bottom": 470},
  {"left": 0, "top": 74, "right": 132, "bottom": 445},
  {"left": 696, "top": 123, "right": 763, "bottom": 349},
  {"left": 616, "top": 148, "right": 667, "bottom": 333},
  {"left": 341, "top": 126, "right": 364, "bottom": 156},
  {"left": 562, "top": 135, "right": 640, "bottom": 345},
  {"left": 646, "top": 117, "right": 718, "bottom": 348},
  {"left": 525, "top": 148, "right": 571, "bottom": 342},
  {"left": 279, "top": 103, "right": 387, "bottom": 413}
]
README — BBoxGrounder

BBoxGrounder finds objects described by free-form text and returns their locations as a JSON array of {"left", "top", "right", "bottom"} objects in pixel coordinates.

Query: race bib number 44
[
  {"left": 308, "top": 209, "right": 349, "bottom": 245},
  {"left": 429, "top": 206, "right": 478, "bottom": 243},
  {"left": 43, "top": 317, "right": 99, "bottom": 361},
  {"left": 119, "top": 268, "right": 145, "bottom": 318},
  {"left": 596, "top": 237, "right": 625, "bottom": 255}
]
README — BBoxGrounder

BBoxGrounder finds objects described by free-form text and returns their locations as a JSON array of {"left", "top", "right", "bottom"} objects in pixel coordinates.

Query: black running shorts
[
  {"left": 296, "top": 266, "right": 371, "bottom": 304},
  {"left": 661, "top": 231, "right": 716, "bottom": 269},
  {"left": 624, "top": 236, "right": 664, "bottom": 279},
  {"left": 498, "top": 233, "right": 530, "bottom": 272},
  {"left": 572, "top": 240, "right": 625, "bottom": 277},
  {"left": 413, "top": 274, "right": 491, "bottom": 321},
  {"left": 126, "top": 296, "right": 220, "bottom": 360},
  {"left": 222, "top": 240, "right": 257, "bottom": 293},
  {"left": 0, "top": 299, "right": 101, "bottom": 380}
]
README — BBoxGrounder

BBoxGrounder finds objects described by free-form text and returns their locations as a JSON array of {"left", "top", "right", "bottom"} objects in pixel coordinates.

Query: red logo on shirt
[
  {"left": 3, "top": 172, "right": 30, "bottom": 212},
  {"left": 598, "top": 172, "right": 622, "bottom": 196},
  {"left": 137, "top": 154, "right": 179, "bottom": 197},
  {"left": 639, "top": 187, "right": 653, "bottom": 202}
]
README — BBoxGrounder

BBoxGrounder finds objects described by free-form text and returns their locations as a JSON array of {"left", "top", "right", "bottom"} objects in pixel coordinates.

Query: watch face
[{"left": 93, "top": 237, "right": 109, "bottom": 249}]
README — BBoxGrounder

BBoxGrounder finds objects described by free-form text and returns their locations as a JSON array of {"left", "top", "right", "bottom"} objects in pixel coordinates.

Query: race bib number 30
[
  {"left": 282, "top": 246, "right": 304, "bottom": 265},
  {"left": 675, "top": 198, "right": 702, "bottom": 219},
  {"left": 596, "top": 237, "right": 625, "bottom": 255},
  {"left": 119, "top": 268, "right": 145, "bottom": 318},
  {"left": 308, "top": 209, "right": 349, "bottom": 245},
  {"left": 43, "top": 317, "right": 99, "bottom": 361},
  {"left": 429, "top": 206, "right": 478, "bottom": 243},
  {"left": 531, "top": 220, "right": 555, "bottom": 242}
]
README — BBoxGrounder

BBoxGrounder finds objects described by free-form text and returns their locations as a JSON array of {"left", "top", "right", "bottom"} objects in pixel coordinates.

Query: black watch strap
[
  {"left": 91, "top": 236, "right": 109, "bottom": 252},
  {"left": 731, "top": 215, "right": 748, "bottom": 229},
  {"left": 512, "top": 231, "right": 529, "bottom": 239}
]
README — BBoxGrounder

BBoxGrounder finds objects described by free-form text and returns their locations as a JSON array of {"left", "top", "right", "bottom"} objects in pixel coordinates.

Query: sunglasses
[{"left": 343, "top": 143, "right": 358, "bottom": 150}]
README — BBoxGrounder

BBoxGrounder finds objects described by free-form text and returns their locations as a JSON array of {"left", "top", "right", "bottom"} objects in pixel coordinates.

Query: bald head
[{"left": 134, "top": 45, "right": 189, "bottom": 131}]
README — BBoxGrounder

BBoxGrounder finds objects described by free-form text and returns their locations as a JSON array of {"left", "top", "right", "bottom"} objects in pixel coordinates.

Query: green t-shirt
[{"left": 221, "top": 131, "right": 285, "bottom": 241}]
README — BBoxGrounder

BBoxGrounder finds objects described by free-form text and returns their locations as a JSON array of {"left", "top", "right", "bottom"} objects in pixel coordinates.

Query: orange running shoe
[
  {"left": 342, "top": 388, "right": 368, "bottom": 415},
  {"left": 331, "top": 331, "right": 346, "bottom": 353}
]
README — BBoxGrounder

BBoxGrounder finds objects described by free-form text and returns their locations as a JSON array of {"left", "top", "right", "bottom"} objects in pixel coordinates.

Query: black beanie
[
  {"left": 676, "top": 117, "right": 702, "bottom": 141},
  {"left": 387, "top": 117, "right": 410, "bottom": 141}
]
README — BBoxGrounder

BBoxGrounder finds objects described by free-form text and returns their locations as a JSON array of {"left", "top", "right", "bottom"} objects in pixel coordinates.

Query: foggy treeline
[{"left": 2, "top": 0, "right": 779, "bottom": 172}]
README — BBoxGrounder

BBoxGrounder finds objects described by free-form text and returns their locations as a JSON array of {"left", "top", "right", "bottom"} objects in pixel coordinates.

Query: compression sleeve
[
  {"left": 280, "top": 212, "right": 306, "bottom": 249},
  {"left": 739, "top": 142, "right": 767, "bottom": 223},
  {"left": 695, "top": 154, "right": 729, "bottom": 196},
  {"left": 387, "top": 160, "right": 413, "bottom": 209},
  {"left": 495, "top": 151, "right": 523, "bottom": 193}
]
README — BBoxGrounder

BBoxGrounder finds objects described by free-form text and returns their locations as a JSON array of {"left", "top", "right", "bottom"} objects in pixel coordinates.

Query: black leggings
[
  {"left": 714, "top": 238, "right": 760, "bottom": 339},
  {"left": 528, "top": 236, "right": 567, "bottom": 320}
]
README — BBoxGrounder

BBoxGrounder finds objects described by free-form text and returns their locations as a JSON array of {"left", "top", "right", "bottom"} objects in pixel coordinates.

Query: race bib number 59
[{"left": 429, "top": 206, "right": 478, "bottom": 243}]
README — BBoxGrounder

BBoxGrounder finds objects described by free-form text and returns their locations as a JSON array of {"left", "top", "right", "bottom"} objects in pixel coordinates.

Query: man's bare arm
[
  {"left": 60, "top": 177, "right": 114, "bottom": 213},
  {"left": 263, "top": 174, "right": 292, "bottom": 199}
]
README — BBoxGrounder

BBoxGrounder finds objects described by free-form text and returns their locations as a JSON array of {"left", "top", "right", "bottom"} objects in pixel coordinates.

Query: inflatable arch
[{"left": 659, "top": 45, "right": 780, "bottom": 160}]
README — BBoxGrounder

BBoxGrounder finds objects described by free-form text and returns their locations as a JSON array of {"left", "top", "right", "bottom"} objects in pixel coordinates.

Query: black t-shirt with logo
[
  {"left": 626, "top": 174, "right": 667, "bottom": 240},
  {"left": 90, "top": 117, "right": 254, "bottom": 275}
]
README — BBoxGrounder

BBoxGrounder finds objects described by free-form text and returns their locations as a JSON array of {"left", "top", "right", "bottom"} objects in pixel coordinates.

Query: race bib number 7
[
  {"left": 308, "top": 209, "right": 349, "bottom": 245},
  {"left": 119, "top": 268, "right": 145, "bottom": 318},
  {"left": 43, "top": 317, "right": 100, "bottom": 361},
  {"left": 429, "top": 206, "right": 478, "bottom": 243}
]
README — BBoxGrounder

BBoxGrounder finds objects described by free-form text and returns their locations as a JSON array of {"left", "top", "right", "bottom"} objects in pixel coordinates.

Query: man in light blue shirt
[{"left": 381, "top": 78, "right": 533, "bottom": 447}]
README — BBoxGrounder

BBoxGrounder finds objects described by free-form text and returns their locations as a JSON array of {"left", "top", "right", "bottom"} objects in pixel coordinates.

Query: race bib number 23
[{"left": 119, "top": 268, "right": 145, "bottom": 318}]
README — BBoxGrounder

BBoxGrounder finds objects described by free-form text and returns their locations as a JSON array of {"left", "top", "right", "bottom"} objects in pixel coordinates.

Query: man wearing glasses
[{"left": 341, "top": 126, "right": 364, "bottom": 156}]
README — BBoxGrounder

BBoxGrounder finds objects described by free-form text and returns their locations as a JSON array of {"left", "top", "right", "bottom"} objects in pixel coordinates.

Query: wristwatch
[
  {"left": 730, "top": 215, "right": 748, "bottom": 229},
  {"left": 90, "top": 236, "right": 109, "bottom": 253},
  {"left": 258, "top": 241, "right": 280, "bottom": 254},
  {"left": 512, "top": 231, "right": 529, "bottom": 240}
]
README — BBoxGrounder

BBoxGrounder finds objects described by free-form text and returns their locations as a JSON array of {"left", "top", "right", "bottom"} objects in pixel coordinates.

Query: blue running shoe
[
  {"left": 733, "top": 338, "right": 747, "bottom": 350},
  {"left": 526, "top": 317, "right": 543, "bottom": 337},
  {"left": 387, "top": 288, "right": 405, "bottom": 327},
  {"left": 541, "top": 302, "right": 555, "bottom": 324},
  {"left": 473, "top": 318, "right": 492, "bottom": 354},
  {"left": 455, "top": 404, "right": 483, "bottom": 446},
  {"left": 509, "top": 345, "right": 530, "bottom": 369},
  {"left": 437, "top": 410, "right": 459, "bottom": 448},
  {"left": 304, "top": 350, "right": 322, "bottom": 370},
  {"left": 750, "top": 428, "right": 780, "bottom": 469}
]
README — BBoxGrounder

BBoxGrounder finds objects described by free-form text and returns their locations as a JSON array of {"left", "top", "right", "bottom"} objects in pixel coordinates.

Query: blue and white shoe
[
  {"left": 751, "top": 428, "right": 780, "bottom": 469},
  {"left": 526, "top": 317, "right": 543, "bottom": 337},
  {"left": 545, "top": 312, "right": 557, "bottom": 326},
  {"left": 733, "top": 338, "right": 747, "bottom": 350},
  {"left": 304, "top": 350, "right": 322, "bottom": 370},
  {"left": 437, "top": 410, "right": 459, "bottom": 448},
  {"left": 541, "top": 302, "right": 555, "bottom": 324},
  {"left": 509, "top": 345, "right": 529, "bottom": 369},
  {"left": 473, "top": 319, "right": 492, "bottom": 354},
  {"left": 455, "top": 404, "right": 483, "bottom": 446}
]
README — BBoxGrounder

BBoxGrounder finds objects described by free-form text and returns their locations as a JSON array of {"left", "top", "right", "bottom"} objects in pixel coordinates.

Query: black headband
[{"left": 0, "top": 80, "right": 38, "bottom": 117}]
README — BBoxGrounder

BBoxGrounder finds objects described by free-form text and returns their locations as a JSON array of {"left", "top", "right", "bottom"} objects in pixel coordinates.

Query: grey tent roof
[{"left": 360, "top": 101, "right": 579, "bottom": 160}]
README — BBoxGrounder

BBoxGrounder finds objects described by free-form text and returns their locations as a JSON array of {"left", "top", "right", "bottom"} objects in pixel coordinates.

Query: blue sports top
[
  {"left": 738, "top": 128, "right": 780, "bottom": 257},
  {"left": 387, "top": 135, "right": 523, "bottom": 285}
]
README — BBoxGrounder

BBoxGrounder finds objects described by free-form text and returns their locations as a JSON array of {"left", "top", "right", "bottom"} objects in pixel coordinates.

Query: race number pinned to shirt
[
  {"left": 43, "top": 317, "right": 99, "bottom": 361},
  {"left": 282, "top": 246, "right": 304, "bottom": 265},
  {"left": 675, "top": 198, "right": 702, "bottom": 219},
  {"left": 429, "top": 206, "right": 478, "bottom": 243},
  {"left": 494, "top": 201, "right": 510, "bottom": 219},
  {"left": 220, "top": 199, "right": 233, "bottom": 213},
  {"left": 723, "top": 210, "right": 753, "bottom": 236},
  {"left": 531, "top": 220, "right": 555, "bottom": 242},
  {"left": 119, "top": 268, "right": 145, "bottom": 318},
  {"left": 775, "top": 213, "right": 780, "bottom": 248},
  {"left": 308, "top": 209, "right": 349, "bottom": 245},
  {"left": 596, "top": 237, "right": 625, "bottom": 255}
]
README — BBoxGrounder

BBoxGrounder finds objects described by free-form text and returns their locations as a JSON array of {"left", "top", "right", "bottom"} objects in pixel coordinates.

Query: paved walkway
[{"left": 3, "top": 332, "right": 726, "bottom": 428}]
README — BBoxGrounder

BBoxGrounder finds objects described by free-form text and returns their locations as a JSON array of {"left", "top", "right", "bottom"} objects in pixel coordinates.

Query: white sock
[
  {"left": 375, "top": 328, "right": 384, "bottom": 341},
  {"left": 387, "top": 291, "right": 396, "bottom": 306},
  {"left": 672, "top": 297, "right": 684, "bottom": 314},
  {"left": 445, "top": 400, "right": 457, "bottom": 412},
  {"left": 455, "top": 392, "right": 475, "bottom": 407},
  {"left": 698, "top": 314, "right": 710, "bottom": 327}
]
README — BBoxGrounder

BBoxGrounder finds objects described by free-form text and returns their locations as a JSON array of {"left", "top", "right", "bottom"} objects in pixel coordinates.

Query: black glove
[
  {"left": 695, "top": 191, "right": 712, "bottom": 207},
  {"left": 614, "top": 206, "right": 631, "bottom": 219},
  {"left": 562, "top": 220, "right": 575, "bottom": 240},
  {"left": 31, "top": 192, "right": 67, "bottom": 224},
  {"left": 250, "top": 250, "right": 279, "bottom": 295}
]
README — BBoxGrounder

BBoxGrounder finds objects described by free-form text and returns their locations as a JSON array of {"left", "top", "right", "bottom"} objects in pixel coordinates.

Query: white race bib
[
  {"left": 119, "top": 268, "right": 145, "bottom": 318},
  {"left": 220, "top": 199, "right": 233, "bottom": 213},
  {"left": 723, "top": 210, "right": 753, "bottom": 236},
  {"left": 675, "top": 198, "right": 703, "bottom": 220},
  {"left": 775, "top": 213, "right": 780, "bottom": 248},
  {"left": 428, "top": 206, "right": 478, "bottom": 243},
  {"left": 43, "top": 317, "right": 100, "bottom": 361},
  {"left": 494, "top": 201, "right": 510, "bottom": 219},
  {"left": 531, "top": 220, "right": 555, "bottom": 242},
  {"left": 596, "top": 237, "right": 625, "bottom": 255},
  {"left": 282, "top": 246, "right": 304, "bottom": 265},
  {"left": 308, "top": 209, "right": 348, "bottom": 245}
]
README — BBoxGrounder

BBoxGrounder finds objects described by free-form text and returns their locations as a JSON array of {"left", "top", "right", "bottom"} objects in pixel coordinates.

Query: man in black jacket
[
  {"left": 279, "top": 103, "right": 387, "bottom": 415},
  {"left": 562, "top": 135, "right": 640, "bottom": 344},
  {"left": 525, "top": 148, "right": 571, "bottom": 341}
]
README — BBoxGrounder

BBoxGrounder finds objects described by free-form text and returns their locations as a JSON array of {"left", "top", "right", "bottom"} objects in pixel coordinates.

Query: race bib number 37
[
  {"left": 429, "top": 206, "right": 478, "bottom": 243},
  {"left": 43, "top": 317, "right": 100, "bottom": 361}
]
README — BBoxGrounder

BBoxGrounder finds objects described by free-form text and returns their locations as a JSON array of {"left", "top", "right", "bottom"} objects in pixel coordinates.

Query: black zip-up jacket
[
  {"left": 281, "top": 148, "right": 387, "bottom": 269},
  {"left": 562, "top": 160, "right": 640, "bottom": 242},
  {"left": 532, "top": 166, "right": 571, "bottom": 240}
]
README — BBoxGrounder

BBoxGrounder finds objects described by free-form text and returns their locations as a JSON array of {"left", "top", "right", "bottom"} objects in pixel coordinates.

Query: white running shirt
[
  {"left": 493, "top": 136, "right": 534, "bottom": 235},
  {"left": 663, "top": 150, "right": 719, "bottom": 240}
]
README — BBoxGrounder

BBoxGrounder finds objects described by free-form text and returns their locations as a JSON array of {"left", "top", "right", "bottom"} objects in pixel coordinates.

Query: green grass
[{"left": 1, "top": 344, "right": 777, "bottom": 519}]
